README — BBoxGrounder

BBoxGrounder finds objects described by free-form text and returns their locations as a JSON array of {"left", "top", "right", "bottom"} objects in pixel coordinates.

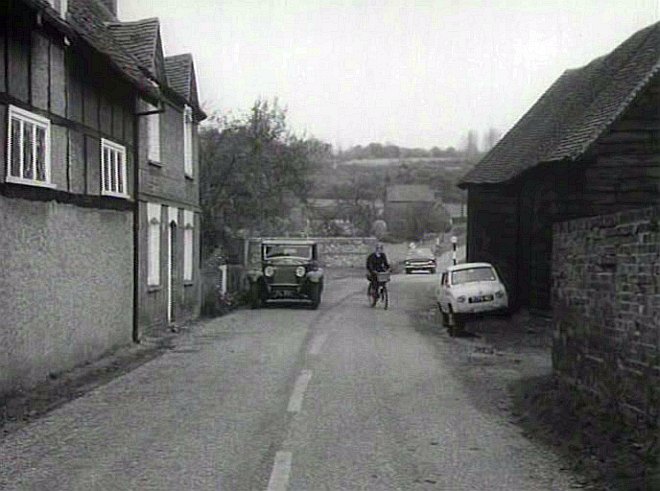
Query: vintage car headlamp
[
  {"left": 264, "top": 266, "right": 275, "bottom": 277},
  {"left": 495, "top": 290, "right": 505, "bottom": 298},
  {"left": 295, "top": 266, "right": 306, "bottom": 278},
  {"left": 457, "top": 296, "right": 466, "bottom": 303}
]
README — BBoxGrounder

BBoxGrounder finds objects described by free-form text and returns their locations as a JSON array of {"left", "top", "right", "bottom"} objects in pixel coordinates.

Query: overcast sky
[{"left": 119, "top": 0, "right": 659, "bottom": 150}]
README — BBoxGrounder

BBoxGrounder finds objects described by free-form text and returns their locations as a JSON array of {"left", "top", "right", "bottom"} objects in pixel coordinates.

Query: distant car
[
  {"left": 246, "top": 239, "right": 324, "bottom": 309},
  {"left": 404, "top": 248, "right": 436, "bottom": 274},
  {"left": 435, "top": 262, "right": 508, "bottom": 331}
]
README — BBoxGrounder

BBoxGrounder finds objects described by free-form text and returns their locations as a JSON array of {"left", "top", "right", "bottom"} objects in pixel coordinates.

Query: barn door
[{"left": 527, "top": 181, "right": 557, "bottom": 310}]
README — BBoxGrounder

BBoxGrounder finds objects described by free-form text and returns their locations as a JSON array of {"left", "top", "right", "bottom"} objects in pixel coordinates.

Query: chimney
[{"left": 98, "top": 0, "right": 117, "bottom": 17}]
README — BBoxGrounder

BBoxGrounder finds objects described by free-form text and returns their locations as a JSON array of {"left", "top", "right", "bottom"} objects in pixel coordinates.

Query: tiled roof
[
  {"left": 164, "top": 54, "right": 194, "bottom": 100},
  {"left": 386, "top": 185, "right": 436, "bottom": 202},
  {"left": 460, "top": 22, "right": 660, "bottom": 186},
  {"left": 107, "top": 18, "right": 160, "bottom": 75},
  {"left": 65, "top": 0, "right": 159, "bottom": 101}
]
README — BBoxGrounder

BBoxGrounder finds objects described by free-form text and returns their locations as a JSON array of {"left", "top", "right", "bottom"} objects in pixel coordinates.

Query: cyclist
[{"left": 366, "top": 243, "right": 390, "bottom": 293}]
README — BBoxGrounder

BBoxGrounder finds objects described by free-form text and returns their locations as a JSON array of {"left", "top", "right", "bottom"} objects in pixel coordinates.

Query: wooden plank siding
[
  {"left": 466, "top": 74, "right": 659, "bottom": 311},
  {"left": 0, "top": 2, "right": 137, "bottom": 200}
]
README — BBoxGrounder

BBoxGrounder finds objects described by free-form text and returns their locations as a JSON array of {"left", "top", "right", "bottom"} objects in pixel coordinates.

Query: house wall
[
  {"left": 552, "top": 206, "right": 659, "bottom": 425},
  {"left": 0, "top": 4, "right": 138, "bottom": 396},
  {"left": 137, "top": 97, "right": 201, "bottom": 332},
  {"left": 0, "top": 197, "right": 133, "bottom": 394}
]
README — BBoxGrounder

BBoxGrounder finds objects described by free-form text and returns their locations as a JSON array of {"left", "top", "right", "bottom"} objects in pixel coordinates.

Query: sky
[{"left": 119, "top": 0, "right": 660, "bottom": 150}]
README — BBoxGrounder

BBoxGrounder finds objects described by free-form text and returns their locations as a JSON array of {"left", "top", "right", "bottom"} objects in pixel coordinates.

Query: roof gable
[
  {"left": 107, "top": 18, "right": 164, "bottom": 80},
  {"left": 460, "top": 22, "right": 660, "bottom": 186},
  {"left": 65, "top": 0, "right": 159, "bottom": 101},
  {"left": 164, "top": 54, "right": 193, "bottom": 100}
]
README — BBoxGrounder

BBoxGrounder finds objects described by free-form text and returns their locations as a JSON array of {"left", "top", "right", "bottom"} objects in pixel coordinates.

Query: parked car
[
  {"left": 435, "top": 262, "right": 508, "bottom": 333},
  {"left": 404, "top": 248, "right": 436, "bottom": 274},
  {"left": 246, "top": 239, "right": 324, "bottom": 309}
]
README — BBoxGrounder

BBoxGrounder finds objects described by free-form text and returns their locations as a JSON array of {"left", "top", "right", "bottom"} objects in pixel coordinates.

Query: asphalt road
[{"left": 0, "top": 270, "right": 578, "bottom": 490}]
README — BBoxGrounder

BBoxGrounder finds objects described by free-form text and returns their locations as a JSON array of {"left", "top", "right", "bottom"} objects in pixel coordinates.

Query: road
[{"left": 0, "top": 269, "right": 578, "bottom": 490}]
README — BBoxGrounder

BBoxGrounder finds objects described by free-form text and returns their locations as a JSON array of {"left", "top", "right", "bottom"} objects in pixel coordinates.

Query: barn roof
[
  {"left": 386, "top": 185, "right": 436, "bottom": 202},
  {"left": 460, "top": 22, "right": 660, "bottom": 187}
]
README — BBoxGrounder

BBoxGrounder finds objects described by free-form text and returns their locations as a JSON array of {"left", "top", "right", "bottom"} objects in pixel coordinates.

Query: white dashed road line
[
  {"left": 266, "top": 451, "right": 292, "bottom": 491},
  {"left": 308, "top": 333, "right": 328, "bottom": 355},
  {"left": 287, "top": 370, "right": 312, "bottom": 413}
]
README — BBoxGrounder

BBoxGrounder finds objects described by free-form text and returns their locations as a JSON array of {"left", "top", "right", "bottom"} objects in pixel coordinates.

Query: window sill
[
  {"left": 184, "top": 281, "right": 194, "bottom": 287},
  {"left": 147, "top": 285, "right": 162, "bottom": 292},
  {"left": 148, "top": 159, "right": 163, "bottom": 168},
  {"left": 184, "top": 174, "right": 194, "bottom": 180},
  {"left": 101, "top": 190, "right": 130, "bottom": 199},
  {"left": 6, "top": 175, "right": 57, "bottom": 189}
]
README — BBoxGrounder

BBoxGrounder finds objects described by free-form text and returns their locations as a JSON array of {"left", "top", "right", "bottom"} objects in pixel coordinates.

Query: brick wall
[{"left": 552, "top": 206, "right": 659, "bottom": 425}]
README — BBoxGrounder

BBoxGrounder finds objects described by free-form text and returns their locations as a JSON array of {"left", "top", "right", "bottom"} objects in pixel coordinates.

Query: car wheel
[
  {"left": 448, "top": 305, "right": 464, "bottom": 336},
  {"left": 405, "top": 269, "right": 411, "bottom": 274},
  {"left": 430, "top": 268, "right": 436, "bottom": 274},
  {"left": 309, "top": 283, "right": 321, "bottom": 310},
  {"left": 439, "top": 304, "right": 450, "bottom": 327},
  {"left": 249, "top": 283, "right": 262, "bottom": 309}
]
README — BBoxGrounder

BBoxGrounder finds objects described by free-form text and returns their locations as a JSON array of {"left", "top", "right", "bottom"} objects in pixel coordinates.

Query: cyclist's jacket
[{"left": 366, "top": 252, "right": 390, "bottom": 273}]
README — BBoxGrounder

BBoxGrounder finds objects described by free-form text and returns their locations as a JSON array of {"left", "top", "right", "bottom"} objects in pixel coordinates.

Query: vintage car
[
  {"left": 404, "top": 247, "right": 437, "bottom": 274},
  {"left": 247, "top": 239, "right": 324, "bottom": 309},
  {"left": 435, "top": 262, "right": 508, "bottom": 333}
]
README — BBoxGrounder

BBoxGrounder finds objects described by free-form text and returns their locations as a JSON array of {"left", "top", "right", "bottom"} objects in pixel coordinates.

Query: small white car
[{"left": 435, "top": 262, "right": 508, "bottom": 331}]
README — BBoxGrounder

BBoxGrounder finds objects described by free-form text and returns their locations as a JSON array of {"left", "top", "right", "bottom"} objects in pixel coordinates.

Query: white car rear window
[{"left": 451, "top": 267, "right": 496, "bottom": 285}]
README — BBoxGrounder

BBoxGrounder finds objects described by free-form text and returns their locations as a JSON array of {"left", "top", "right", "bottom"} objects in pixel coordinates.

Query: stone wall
[
  {"left": 552, "top": 206, "right": 659, "bottom": 425},
  {"left": 246, "top": 237, "right": 378, "bottom": 268}
]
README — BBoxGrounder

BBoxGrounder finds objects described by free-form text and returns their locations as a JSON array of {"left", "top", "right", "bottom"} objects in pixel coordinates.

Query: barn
[{"left": 459, "top": 22, "right": 660, "bottom": 310}]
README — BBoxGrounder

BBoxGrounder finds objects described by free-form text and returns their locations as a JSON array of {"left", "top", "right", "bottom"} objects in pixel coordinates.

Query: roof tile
[{"left": 460, "top": 22, "right": 660, "bottom": 186}]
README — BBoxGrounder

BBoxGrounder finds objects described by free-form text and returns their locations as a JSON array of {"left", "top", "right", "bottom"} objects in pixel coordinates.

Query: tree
[
  {"left": 200, "top": 99, "right": 328, "bottom": 256},
  {"left": 482, "top": 127, "right": 502, "bottom": 153}
]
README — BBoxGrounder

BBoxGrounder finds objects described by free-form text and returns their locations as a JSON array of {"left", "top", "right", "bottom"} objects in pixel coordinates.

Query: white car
[{"left": 435, "top": 262, "right": 508, "bottom": 331}]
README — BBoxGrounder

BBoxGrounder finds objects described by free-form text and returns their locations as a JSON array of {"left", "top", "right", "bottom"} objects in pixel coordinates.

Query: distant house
[
  {"left": 0, "top": 0, "right": 159, "bottom": 395},
  {"left": 459, "top": 22, "right": 660, "bottom": 310},
  {"left": 109, "top": 18, "right": 206, "bottom": 331},
  {"left": 384, "top": 184, "right": 436, "bottom": 238}
]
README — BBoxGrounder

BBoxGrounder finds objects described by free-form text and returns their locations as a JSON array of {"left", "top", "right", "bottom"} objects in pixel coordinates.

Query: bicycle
[{"left": 367, "top": 270, "right": 390, "bottom": 309}]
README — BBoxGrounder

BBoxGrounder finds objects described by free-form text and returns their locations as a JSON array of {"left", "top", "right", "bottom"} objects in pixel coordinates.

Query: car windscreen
[
  {"left": 451, "top": 267, "right": 497, "bottom": 285},
  {"left": 407, "top": 248, "right": 433, "bottom": 258},
  {"left": 264, "top": 244, "right": 313, "bottom": 260}
]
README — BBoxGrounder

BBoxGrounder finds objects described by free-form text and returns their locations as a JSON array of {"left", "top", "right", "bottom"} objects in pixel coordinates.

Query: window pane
[
  {"left": 109, "top": 149, "right": 117, "bottom": 192},
  {"left": 22, "top": 122, "right": 34, "bottom": 179},
  {"left": 103, "top": 147, "right": 110, "bottom": 191},
  {"left": 10, "top": 118, "right": 21, "bottom": 177},
  {"left": 35, "top": 126, "right": 46, "bottom": 181},
  {"left": 116, "top": 151, "right": 124, "bottom": 194}
]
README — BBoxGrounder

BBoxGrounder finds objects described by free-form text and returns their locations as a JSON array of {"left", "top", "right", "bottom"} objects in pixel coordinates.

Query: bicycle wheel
[
  {"left": 368, "top": 284, "right": 377, "bottom": 307},
  {"left": 382, "top": 286, "right": 389, "bottom": 310}
]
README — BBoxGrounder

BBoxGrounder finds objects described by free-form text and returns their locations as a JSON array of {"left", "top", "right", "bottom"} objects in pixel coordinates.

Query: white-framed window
[
  {"left": 6, "top": 105, "right": 54, "bottom": 188},
  {"left": 47, "top": 0, "right": 67, "bottom": 17},
  {"left": 147, "top": 111, "right": 161, "bottom": 164},
  {"left": 101, "top": 138, "right": 128, "bottom": 198},
  {"left": 183, "top": 105, "right": 194, "bottom": 177},
  {"left": 183, "top": 210, "right": 194, "bottom": 282},
  {"left": 147, "top": 203, "right": 161, "bottom": 286}
]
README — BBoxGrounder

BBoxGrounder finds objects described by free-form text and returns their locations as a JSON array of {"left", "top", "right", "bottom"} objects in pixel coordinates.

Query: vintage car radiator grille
[{"left": 272, "top": 268, "right": 297, "bottom": 284}]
